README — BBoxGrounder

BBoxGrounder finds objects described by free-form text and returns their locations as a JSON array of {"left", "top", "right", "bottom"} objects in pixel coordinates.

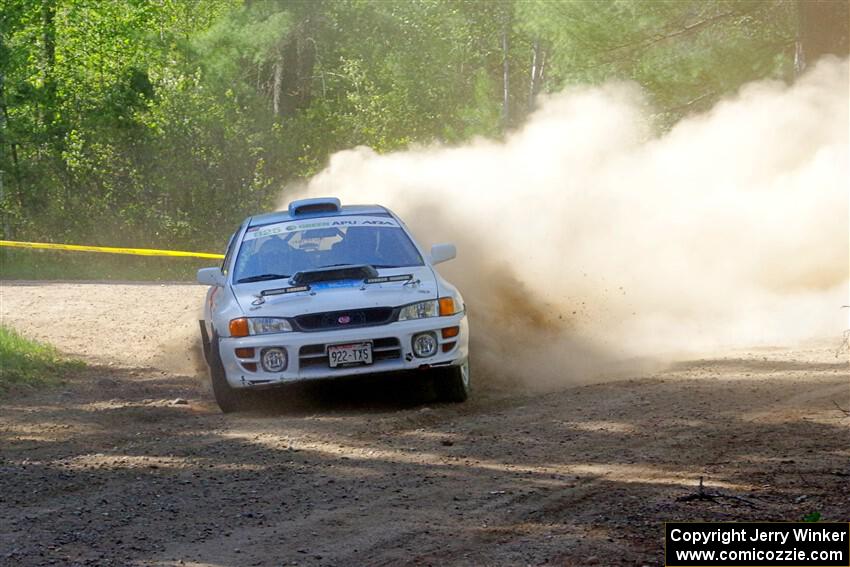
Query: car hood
[{"left": 231, "top": 266, "right": 438, "bottom": 317}]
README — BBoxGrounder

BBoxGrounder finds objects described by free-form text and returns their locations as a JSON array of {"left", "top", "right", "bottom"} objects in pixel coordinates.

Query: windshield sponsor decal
[{"left": 244, "top": 216, "right": 400, "bottom": 241}]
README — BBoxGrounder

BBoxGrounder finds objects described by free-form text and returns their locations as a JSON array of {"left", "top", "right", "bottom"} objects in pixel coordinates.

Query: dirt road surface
[{"left": 1, "top": 282, "right": 848, "bottom": 566}]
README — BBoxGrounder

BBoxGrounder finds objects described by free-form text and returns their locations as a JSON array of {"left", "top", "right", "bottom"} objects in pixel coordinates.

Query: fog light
[
  {"left": 261, "top": 348, "right": 288, "bottom": 372},
  {"left": 412, "top": 333, "right": 437, "bottom": 358}
]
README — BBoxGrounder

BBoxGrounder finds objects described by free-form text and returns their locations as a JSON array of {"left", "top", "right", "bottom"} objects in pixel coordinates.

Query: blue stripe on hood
[{"left": 310, "top": 279, "right": 363, "bottom": 290}]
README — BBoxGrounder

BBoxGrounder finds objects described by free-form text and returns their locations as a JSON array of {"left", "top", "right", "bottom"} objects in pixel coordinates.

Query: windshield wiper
[{"left": 237, "top": 273, "right": 289, "bottom": 284}]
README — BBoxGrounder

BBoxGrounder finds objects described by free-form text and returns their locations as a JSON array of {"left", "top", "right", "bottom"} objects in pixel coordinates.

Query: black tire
[
  {"left": 209, "top": 334, "right": 247, "bottom": 413},
  {"left": 435, "top": 360, "right": 470, "bottom": 403}
]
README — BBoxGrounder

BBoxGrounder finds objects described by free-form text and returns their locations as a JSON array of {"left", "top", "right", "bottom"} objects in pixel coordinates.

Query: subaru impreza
[{"left": 197, "top": 198, "right": 469, "bottom": 412}]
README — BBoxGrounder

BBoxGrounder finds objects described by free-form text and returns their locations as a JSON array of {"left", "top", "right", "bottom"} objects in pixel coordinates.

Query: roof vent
[{"left": 288, "top": 197, "right": 341, "bottom": 216}]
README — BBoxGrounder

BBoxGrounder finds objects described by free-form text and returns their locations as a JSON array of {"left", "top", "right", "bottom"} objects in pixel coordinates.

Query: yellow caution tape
[{"left": 0, "top": 240, "right": 225, "bottom": 260}]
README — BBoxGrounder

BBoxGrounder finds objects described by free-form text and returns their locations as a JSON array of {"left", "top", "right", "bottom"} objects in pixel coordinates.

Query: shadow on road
[{"left": 1, "top": 352, "right": 848, "bottom": 566}]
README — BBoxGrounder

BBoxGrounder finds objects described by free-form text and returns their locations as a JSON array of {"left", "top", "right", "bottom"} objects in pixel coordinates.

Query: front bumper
[{"left": 217, "top": 313, "right": 469, "bottom": 388}]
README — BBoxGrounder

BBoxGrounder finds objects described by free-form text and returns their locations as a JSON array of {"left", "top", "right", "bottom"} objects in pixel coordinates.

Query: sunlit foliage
[{"left": 0, "top": 0, "right": 826, "bottom": 252}]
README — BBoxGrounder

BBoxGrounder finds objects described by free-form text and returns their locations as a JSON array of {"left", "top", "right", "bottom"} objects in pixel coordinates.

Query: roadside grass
[
  {"left": 1, "top": 248, "right": 214, "bottom": 281},
  {"left": 0, "top": 326, "right": 84, "bottom": 396}
]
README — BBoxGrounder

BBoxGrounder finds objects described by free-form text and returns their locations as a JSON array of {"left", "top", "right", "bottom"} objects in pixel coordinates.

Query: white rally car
[{"left": 197, "top": 198, "right": 469, "bottom": 412}]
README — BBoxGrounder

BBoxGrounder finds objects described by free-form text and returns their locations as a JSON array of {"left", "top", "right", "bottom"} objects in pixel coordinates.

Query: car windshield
[{"left": 232, "top": 215, "right": 424, "bottom": 283}]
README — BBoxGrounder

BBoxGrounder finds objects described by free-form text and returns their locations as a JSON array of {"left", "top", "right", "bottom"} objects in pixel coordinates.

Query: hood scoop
[{"left": 290, "top": 264, "right": 378, "bottom": 286}]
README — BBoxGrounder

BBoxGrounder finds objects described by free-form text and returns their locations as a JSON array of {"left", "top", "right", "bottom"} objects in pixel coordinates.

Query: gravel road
[{"left": 1, "top": 282, "right": 848, "bottom": 566}]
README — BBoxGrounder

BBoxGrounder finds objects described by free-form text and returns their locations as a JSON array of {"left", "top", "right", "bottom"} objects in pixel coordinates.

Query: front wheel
[{"left": 435, "top": 360, "right": 469, "bottom": 403}]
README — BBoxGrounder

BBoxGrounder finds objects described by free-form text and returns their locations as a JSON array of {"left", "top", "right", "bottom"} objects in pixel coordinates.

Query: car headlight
[
  {"left": 229, "top": 317, "right": 293, "bottom": 337},
  {"left": 398, "top": 300, "right": 439, "bottom": 321},
  {"left": 398, "top": 298, "right": 460, "bottom": 321}
]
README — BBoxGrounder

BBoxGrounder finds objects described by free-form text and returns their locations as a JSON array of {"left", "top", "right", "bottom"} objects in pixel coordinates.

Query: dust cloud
[{"left": 285, "top": 58, "right": 849, "bottom": 389}]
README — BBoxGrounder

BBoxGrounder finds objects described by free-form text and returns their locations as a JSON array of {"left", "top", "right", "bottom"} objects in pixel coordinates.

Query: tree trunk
[
  {"left": 272, "top": 58, "right": 283, "bottom": 116},
  {"left": 0, "top": 33, "right": 23, "bottom": 213},
  {"left": 528, "top": 38, "right": 539, "bottom": 111},
  {"left": 501, "top": 28, "right": 510, "bottom": 130},
  {"left": 42, "top": 0, "right": 56, "bottom": 122},
  {"left": 271, "top": 14, "right": 317, "bottom": 118},
  {"left": 528, "top": 38, "right": 546, "bottom": 111}
]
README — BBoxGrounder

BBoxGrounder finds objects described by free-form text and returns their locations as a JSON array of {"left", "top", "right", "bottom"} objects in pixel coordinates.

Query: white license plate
[{"left": 327, "top": 342, "right": 373, "bottom": 367}]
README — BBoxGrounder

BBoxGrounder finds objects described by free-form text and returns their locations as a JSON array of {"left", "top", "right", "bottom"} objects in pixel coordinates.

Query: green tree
[{"left": 2, "top": 0, "right": 832, "bottom": 271}]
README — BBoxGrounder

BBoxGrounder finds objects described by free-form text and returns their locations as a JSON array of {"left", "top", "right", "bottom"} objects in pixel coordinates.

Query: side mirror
[
  {"left": 197, "top": 267, "right": 225, "bottom": 286},
  {"left": 429, "top": 243, "right": 456, "bottom": 265}
]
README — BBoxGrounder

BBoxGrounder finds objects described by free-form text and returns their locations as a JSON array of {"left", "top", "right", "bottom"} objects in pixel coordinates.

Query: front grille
[
  {"left": 293, "top": 307, "right": 394, "bottom": 332},
  {"left": 299, "top": 337, "right": 402, "bottom": 369}
]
